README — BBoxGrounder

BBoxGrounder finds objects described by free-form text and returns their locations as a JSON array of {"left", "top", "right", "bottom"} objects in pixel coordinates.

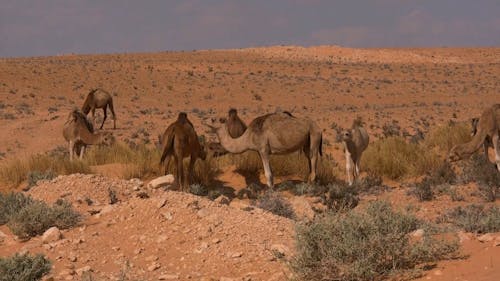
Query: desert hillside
[{"left": 0, "top": 46, "right": 499, "bottom": 281}]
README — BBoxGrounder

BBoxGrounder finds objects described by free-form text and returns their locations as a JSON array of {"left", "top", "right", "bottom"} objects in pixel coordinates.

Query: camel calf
[
  {"left": 160, "top": 112, "right": 207, "bottom": 190},
  {"left": 342, "top": 121, "right": 369, "bottom": 185}
]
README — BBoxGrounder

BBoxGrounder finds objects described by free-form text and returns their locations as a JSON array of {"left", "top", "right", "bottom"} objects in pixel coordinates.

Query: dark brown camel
[
  {"left": 82, "top": 88, "right": 116, "bottom": 129},
  {"left": 159, "top": 112, "right": 207, "bottom": 190}
]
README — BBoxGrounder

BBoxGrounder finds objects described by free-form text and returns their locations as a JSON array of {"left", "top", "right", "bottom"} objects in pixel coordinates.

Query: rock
[
  {"left": 42, "top": 227, "right": 62, "bottom": 243},
  {"left": 148, "top": 175, "right": 175, "bottom": 189},
  {"left": 157, "top": 197, "right": 168, "bottom": 208},
  {"left": 229, "top": 252, "right": 243, "bottom": 258},
  {"left": 158, "top": 274, "right": 179, "bottom": 280},
  {"left": 214, "top": 195, "right": 230, "bottom": 205},
  {"left": 147, "top": 262, "right": 161, "bottom": 271},
  {"left": 494, "top": 236, "right": 500, "bottom": 247},
  {"left": 478, "top": 233, "right": 494, "bottom": 243},
  {"left": 161, "top": 212, "right": 173, "bottom": 221},
  {"left": 411, "top": 229, "right": 425, "bottom": 238},
  {"left": 0, "top": 230, "right": 7, "bottom": 244},
  {"left": 68, "top": 252, "right": 78, "bottom": 262},
  {"left": 100, "top": 205, "right": 114, "bottom": 215},
  {"left": 76, "top": 266, "right": 92, "bottom": 276},
  {"left": 458, "top": 231, "right": 472, "bottom": 243}
]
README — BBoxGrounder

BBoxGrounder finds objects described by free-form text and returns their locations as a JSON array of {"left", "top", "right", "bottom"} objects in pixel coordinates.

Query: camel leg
[
  {"left": 308, "top": 151, "right": 318, "bottom": 183},
  {"left": 108, "top": 100, "right": 116, "bottom": 129},
  {"left": 100, "top": 106, "right": 107, "bottom": 129},
  {"left": 345, "top": 150, "right": 354, "bottom": 185},
  {"left": 484, "top": 141, "right": 489, "bottom": 160},
  {"left": 492, "top": 135, "right": 500, "bottom": 172},
  {"left": 188, "top": 155, "right": 196, "bottom": 186},
  {"left": 79, "top": 145, "right": 85, "bottom": 160},
  {"left": 259, "top": 151, "right": 273, "bottom": 188},
  {"left": 91, "top": 108, "right": 96, "bottom": 128},
  {"left": 69, "top": 141, "right": 74, "bottom": 161},
  {"left": 176, "top": 156, "right": 185, "bottom": 191}
]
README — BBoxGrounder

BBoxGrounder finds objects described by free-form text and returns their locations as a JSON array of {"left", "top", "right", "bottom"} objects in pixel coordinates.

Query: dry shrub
[
  {"left": 254, "top": 190, "right": 295, "bottom": 219},
  {"left": 0, "top": 253, "right": 51, "bottom": 281},
  {"left": 363, "top": 137, "right": 441, "bottom": 179},
  {"left": 424, "top": 121, "right": 471, "bottom": 153},
  {"left": 461, "top": 154, "right": 500, "bottom": 202},
  {"left": 0, "top": 154, "right": 91, "bottom": 187},
  {"left": 438, "top": 204, "right": 500, "bottom": 233},
  {"left": 292, "top": 201, "right": 459, "bottom": 281}
]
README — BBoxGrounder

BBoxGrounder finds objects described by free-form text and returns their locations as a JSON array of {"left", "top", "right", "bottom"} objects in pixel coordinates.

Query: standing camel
[
  {"left": 341, "top": 119, "right": 369, "bottom": 185},
  {"left": 206, "top": 112, "right": 323, "bottom": 188},
  {"left": 82, "top": 88, "right": 116, "bottom": 129},
  {"left": 63, "top": 109, "right": 115, "bottom": 161},
  {"left": 448, "top": 104, "right": 500, "bottom": 171},
  {"left": 471, "top": 117, "right": 493, "bottom": 159},
  {"left": 160, "top": 112, "right": 207, "bottom": 190}
]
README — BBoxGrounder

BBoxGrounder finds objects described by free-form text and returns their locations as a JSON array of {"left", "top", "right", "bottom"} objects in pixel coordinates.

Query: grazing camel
[
  {"left": 226, "top": 108, "right": 247, "bottom": 138},
  {"left": 341, "top": 119, "right": 369, "bottom": 185},
  {"left": 471, "top": 117, "right": 493, "bottom": 159},
  {"left": 448, "top": 104, "right": 500, "bottom": 171},
  {"left": 63, "top": 109, "right": 115, "bottom": 161},
  {"left": 159, "top": 112, "right": 207, "bottom": 190},
  {"left": 82, "top": 88, "right": 116, "bottom": 129},
  {"left": 206, "top": 112, "right": 323, "bottom": 188}
]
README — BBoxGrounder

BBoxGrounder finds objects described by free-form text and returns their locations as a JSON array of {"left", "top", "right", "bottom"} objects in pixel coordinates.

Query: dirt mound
[{"left": 3, "top": 174, "right": 294, "bottom": 280}]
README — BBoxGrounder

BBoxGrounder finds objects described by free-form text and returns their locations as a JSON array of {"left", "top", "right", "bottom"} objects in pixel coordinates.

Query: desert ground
[{"left": 0, "top": 46, "right": 499, "bottom": 281}]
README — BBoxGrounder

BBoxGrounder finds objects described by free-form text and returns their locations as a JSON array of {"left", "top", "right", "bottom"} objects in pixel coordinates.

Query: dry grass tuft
[{"left": 424, "top": 121, "right": 471, "bottom": 153}]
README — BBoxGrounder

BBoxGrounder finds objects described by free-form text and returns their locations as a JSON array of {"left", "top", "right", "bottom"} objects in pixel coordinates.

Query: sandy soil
[{"left": 0, "top": 46, "right": 499, "bottom": 280}]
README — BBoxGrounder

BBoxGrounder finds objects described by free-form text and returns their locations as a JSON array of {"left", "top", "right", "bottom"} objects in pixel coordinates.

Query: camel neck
[
  {"left": 79, "top": 125, "right": 103, "bottom": 144},
  {"left": 217, "top": 126, "right": 253, "bottom": 154},
  {"left": 461, "top": 129, "right": 486, "bottom": 155}
]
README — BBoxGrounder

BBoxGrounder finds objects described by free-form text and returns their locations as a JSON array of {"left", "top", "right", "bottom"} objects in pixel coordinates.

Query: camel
[
  {"left": 341, "top": 119, "right": 369, "bottom": 185},
  {"left": 471, "top": 117, "right": 493, "bottom": 159},
  {"left": 226, "top": 108, "right": 247, "bottom": 138},
  {"left": 159, "top": 112, "right": 207, "bottom": 190},
  {"left": 82, "top": 88, "right": 116, "bottom": 129},
  {"left": 63, "top": 109, "right": 115, "bottom": 161},
  {"left": 205, "top": 111, "right": 323, "bottom": 188},
  {"left": 448, "top": 104, "right": 500, "bottom": 171}
]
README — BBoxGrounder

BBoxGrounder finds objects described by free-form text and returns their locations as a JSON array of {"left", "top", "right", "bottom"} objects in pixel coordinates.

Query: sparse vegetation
[
  {"left": 27, "top": 170, "right": 56, "bottom": 189},
  {"left": 438, "top": 205, "right": 500, "bottom": 233},
  {"left": 254, "top": 190, "right": 295, "bottom": 219},
  {"left": 0, "top": 193, "right": 81, "bottom": 239},
  {"left": 292, "top": 201, "right": 459, "bottom": 281},
  {"left": 0, "top": 253, "right": 51, "bottom": 281},
  {"left": 424, "top": 122, "right": 471, "bottom": 152},
  {"left": 461, "top": 154, "right": 500, "bottom": 202}
]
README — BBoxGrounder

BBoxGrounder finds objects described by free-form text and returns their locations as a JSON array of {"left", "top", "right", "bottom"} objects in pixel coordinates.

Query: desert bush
[
  {"left": 363, "top": 137, "right": 441, "bottom": 179},
  {"left": 410, "top": 178, "right": 434, "bottom": 201},
  {"left": 0, "top": 192, "right": 34, "bottom": 224},
  {"left": 0, "top": 154, "right": 91, "bottom": 187},
  {"left": 461, "top": 154, "right": 500, "bottom": 202},
  {"left": 189, "top": 183, "right": 208, "bottom": 196},
  {"left": 254, "top": 190, "right": 295, "bottom": 219},
  {"left": 438, "top": 204, "right": 500, "bottom": 233},
  {"left": 0, "top": 253, "right": 51, "bottom": 281},
  {"left": 324, "top": 183, "right": 359, "bottom": 212},
  {"left": 292, "top": 201, "right": 458, "bottom": 281},
  {"left": 424, "top": 122, "right": 471, "bottom": 152},
  {"left": 6, "top": 195, "right": 80, "bottom": 239},
  {"left": 27, "top": 169, "right": 56, "bottom": 189}
]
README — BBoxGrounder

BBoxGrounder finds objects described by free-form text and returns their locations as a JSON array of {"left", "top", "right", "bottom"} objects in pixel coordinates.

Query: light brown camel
[
  {"left": 63, "top": 109, "right": 115, "bottom": 161},
  {"left": 471, "top": 117, "right": 493, "bottom": 159},
  {"left": 82, "top": 88, "right": 116, "bottom": 129},
  {"left": 448, "top": 104, "right": 500, "bottom": 171},
  {"left": 226, "top": 108, "right": 247, "bottom": 138},
  {"left": 160, "top": 112, "right": 207, "bottom": 190},
  {"left": 205, "top": 112, "right": 323, "bottom": 188},
  {"left": 341, "top": 119, "right": 369, "bottom": 185}
]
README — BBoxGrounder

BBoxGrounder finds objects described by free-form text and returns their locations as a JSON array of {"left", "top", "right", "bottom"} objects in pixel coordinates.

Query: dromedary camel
[
  {"left": 82, "top": 88, "right": 116, "bottom": 129},
  {"left": 226, "top": 108, "right": 247, "bottom": 138},
  {"left": 206, "top": 112, "right": 323, "bottom": 188},
  {"left": 341, "top": 119, "right": 369, "bottom": 185},
  {"left": 160, "top": 112, "right": 207, "bottom": 190},
  {"left": 471, "top": 117, "right": 493, "bottom": 159},
  {"left": 63, "top": 109, "right": 115, "bottom": 161},
  {"left": 448, "top": 104, "right": 500, "bottom": 171}
]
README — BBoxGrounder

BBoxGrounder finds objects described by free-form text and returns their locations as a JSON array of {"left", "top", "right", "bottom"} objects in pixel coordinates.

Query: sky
[{"left": 1, "top": 0, "right": 499, "bottom": 57}]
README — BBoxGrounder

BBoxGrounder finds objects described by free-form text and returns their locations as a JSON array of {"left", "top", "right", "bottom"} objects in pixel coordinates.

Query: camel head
[{"left": 341, "top": 129, "right": 353, "bottom": 142}]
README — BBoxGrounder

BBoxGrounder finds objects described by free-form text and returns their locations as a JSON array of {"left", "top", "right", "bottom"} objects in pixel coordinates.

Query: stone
[
  {"left": 42, "top": 227, "right": 62, "bottom": 243},
  {"left": 270, "top": 244, "right": 290, "bottom": 257},
  {"left": 214, "top": 195, "right": 230, "bottom": 205},
  {"left": 0, "top": 230, "right": 7, "bottom": 244},
  {"left": 147, "top": 262, "right": 161, "bottom": 271},
  {"left": 478, "top": 233, "right": 494, "bottom": 243},
  {"left": 411, "top": 229, "right": 425, "bottom": 238},
  {"left": 148, "top": 175, "right": 175, "bottom": 189},
  {"left": 76, "top": 266, "right": 92, "bottom": 276},
  {"left": 158, "top": 274, "right": 179, "bottom": 280},
  {"left": 157, "top": 197, "right": 168, "bottom": 208},
  {"left": 289, "top": 197, "right": 315, "bottom": 220}
]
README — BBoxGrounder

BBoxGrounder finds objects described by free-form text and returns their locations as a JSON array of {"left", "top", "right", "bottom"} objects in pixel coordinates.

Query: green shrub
[
  {"left": 6, "top": 195, "right": 81, "bottom": 239},
  {"left": 254, "top": 190, "right": 295, "bottom": 219},
  {"left": 27, "top": 170, "right": 56, "bottom": 189},
  {"left": 0, "top": 253, "right": 51, "bottom": 281},
  {"left": 363, "top": 137, "right": 441, "bottom": 179},
  {"left": 438, "top": 205, "right": 500, "bottom": 233},
  {"left": 292, "top": 201, "right": 458, "bottom": 281}
]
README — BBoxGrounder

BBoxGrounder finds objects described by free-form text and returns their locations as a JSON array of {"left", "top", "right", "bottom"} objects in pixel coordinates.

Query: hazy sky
[{"left": 1, "top": 0, "right": 499, "bottom": 57}]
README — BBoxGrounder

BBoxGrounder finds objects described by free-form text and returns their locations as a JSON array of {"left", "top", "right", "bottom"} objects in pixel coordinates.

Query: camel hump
[{"left": 351, "top": 117, "right": 364, "bottom": 128}]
